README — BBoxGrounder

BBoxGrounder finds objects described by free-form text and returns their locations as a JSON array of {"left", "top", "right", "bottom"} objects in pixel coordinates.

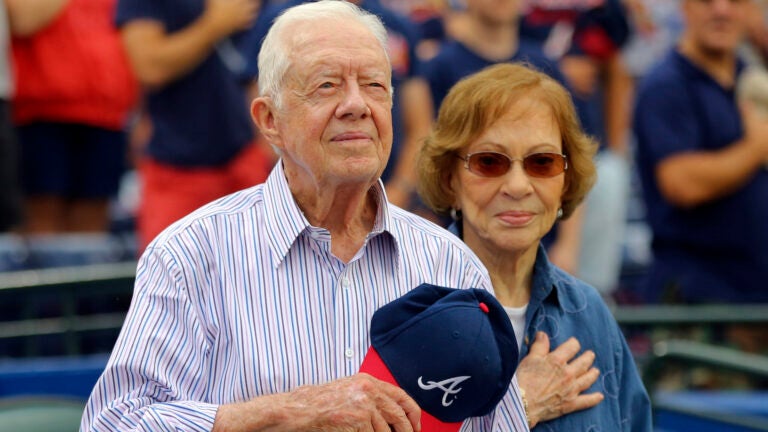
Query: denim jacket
[{"left": 449, "top": 222, "right": 652, "bottom": 431}]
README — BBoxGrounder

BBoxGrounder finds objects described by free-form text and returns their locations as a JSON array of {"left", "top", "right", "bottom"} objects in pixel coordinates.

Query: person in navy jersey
[
  {"left": 240, "top": 0, "right": 433, "bottom": 210},
  {"left": 633, "top": 0, "right": 768, "bottom": 305},
  {"left": 116, "top": 0, "right": 274, "bottom": 252}
]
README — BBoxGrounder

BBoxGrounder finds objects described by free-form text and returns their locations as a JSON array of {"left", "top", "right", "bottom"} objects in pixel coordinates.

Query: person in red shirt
[{"left": 9, "top": 0, "right": 138, "bottom": 233}]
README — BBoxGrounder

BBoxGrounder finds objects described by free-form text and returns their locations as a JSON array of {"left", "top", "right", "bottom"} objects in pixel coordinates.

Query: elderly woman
[{"left": 418, "top": 63, "right": 652, "bottom": 431}]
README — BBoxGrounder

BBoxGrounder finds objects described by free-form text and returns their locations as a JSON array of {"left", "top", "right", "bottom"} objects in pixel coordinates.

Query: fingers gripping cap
[{"left": 359, "top": 283, "right": 519, "bottom": 431}]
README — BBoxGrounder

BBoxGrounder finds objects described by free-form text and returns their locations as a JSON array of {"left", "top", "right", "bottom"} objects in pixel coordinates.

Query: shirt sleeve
[
  {"left": 115, "top": 0, "right": 164, "bottom": 27},
  {"left": 81, "top": 246, "right": 219, "bottom": 431},
  {"left": 633, "top": 79, "right": 701, "bottom": 165},
  {"left": 614, "top": 323, "right": 653, "bottom": 432}
]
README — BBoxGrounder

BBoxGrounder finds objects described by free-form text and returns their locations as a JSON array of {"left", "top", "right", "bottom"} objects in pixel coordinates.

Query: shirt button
[
  {"left": 342, "top": 277, "right": 351, "bottom": 289},
  {"left": 345, "top": 348, "right": 354, "bottom": 358}
]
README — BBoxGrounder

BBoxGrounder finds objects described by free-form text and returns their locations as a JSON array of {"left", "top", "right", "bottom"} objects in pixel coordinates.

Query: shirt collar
[
  {"left": 263, "top": 161, "right": 397, "bottom": 267},
  {"left": 672, "top": 49, "right": 746, "bottom": 89},
  {"left": 529, "top": 244, "right": 562, "bottom": 309}
]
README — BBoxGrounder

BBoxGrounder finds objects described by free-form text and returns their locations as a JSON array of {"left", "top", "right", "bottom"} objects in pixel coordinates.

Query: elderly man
[{"left": 81, "top": 2, "right": 530, "bottom": 430}]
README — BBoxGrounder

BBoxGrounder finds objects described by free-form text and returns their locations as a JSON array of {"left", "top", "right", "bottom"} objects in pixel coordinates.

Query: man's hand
[
  {"left": 214, "top": 373, "right": 422, "bottom": 431},
  {"left": 516, "top": 332, "right": 604, "bottom": 428},
  {"left": 203, "top": 0, "right": 261, "bottom": 40},
  {"left": 738, "top": 67, "right": 768, "bottom": 154}
]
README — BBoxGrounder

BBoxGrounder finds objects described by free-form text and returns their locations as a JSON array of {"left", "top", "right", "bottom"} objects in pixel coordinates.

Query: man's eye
[{"left": 319, "top": 82, "right": 334, "bottom": 89}]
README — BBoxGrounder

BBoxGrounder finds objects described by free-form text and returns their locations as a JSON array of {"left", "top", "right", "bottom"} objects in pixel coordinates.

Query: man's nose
[{"left": 336, "top": 83, "right": 371, "bottom": 119}]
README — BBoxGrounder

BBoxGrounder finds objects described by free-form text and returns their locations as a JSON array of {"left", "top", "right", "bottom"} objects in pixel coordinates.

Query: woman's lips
[{"left": 497, "top": 211, "right": 535, "bottom": 226}]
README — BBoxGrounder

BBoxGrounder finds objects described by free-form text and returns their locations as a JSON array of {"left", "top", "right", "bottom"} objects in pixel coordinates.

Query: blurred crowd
[{"left": 0, "top": 0, "right": 767, "bottom": 314}]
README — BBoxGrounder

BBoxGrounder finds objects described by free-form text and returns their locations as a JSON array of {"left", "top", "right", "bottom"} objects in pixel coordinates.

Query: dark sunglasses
[{"left": 456, "top": 151, "right": 568, "bottom": 178}]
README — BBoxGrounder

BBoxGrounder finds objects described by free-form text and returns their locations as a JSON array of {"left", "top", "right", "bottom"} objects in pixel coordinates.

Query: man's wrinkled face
[{"left": 271, "top": 20, "right": 393, "bottom": 189}]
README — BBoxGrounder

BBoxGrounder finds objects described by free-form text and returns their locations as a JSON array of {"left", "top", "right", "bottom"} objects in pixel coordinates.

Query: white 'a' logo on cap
[{"left": 417, "top": 376, "right": 471, "bottom": 407}]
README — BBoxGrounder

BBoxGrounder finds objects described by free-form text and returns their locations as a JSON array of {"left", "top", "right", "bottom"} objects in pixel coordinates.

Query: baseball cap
[{"left": 359, "top": 283, "right": 519, "bottom": 432}]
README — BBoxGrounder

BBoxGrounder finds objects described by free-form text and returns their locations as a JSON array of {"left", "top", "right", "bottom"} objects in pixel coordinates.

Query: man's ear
[{"left": 251, "top": 97, "right": 283, "bottom": 149}]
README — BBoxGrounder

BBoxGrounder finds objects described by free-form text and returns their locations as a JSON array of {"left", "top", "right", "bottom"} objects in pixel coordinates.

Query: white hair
[{"left": 257, "top": 0, "right": 392, "bottom": 108}]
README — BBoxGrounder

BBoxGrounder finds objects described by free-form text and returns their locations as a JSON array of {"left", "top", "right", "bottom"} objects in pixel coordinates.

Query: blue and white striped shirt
[{"left": 81, "top": 163, "right": 528, "bottom": 431}]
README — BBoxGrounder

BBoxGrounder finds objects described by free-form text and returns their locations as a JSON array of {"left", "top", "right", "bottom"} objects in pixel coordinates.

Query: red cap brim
[{"left": 359, "top": 347, "right": 463, "bottom": 432}]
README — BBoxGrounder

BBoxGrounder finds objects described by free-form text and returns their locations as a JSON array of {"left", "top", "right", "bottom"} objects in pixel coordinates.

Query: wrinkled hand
[
  {"left": 215, "top": 373, "right": 421, "bottom": 431},
  {"left": 516, "top": 332, "right": 603, "bottom": 428}
]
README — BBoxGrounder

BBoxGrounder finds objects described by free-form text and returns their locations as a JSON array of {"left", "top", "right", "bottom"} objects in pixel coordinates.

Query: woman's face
[{"left": 451, "top": 97, "right": 565, "bottom": 260}]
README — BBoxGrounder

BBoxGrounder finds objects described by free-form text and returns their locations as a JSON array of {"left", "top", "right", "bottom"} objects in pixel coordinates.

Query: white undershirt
[{"left": 504, "top": 304, "right": 528, "bottom": 354}]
